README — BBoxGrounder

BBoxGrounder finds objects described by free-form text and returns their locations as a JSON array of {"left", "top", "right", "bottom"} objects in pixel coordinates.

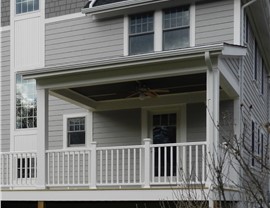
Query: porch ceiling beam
[
  {"left": 50, "top": 89, "right": 98, "bottom": 110},
  {"left": 95, "top": 91, "right": 231, "bottom": 111}
]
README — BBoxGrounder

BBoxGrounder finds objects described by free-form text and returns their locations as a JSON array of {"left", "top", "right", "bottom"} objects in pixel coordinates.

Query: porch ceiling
[{"left": 70, "top": 73, "right": 206, "bottom": 101}]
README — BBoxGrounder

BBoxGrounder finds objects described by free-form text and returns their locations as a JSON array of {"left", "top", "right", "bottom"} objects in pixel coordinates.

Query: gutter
[{"left": 82, "top": 0, "right": 170, "bottom": 15}]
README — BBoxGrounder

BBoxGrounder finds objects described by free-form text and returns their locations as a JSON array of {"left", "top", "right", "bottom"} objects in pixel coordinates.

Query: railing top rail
[
  {"left": 150, "top": 141, "right": 207, "bottom": 148},
  {"left": 0, "top": 151, "right": 37, "bottom": 155},
  {"left": 97, "top": 144, "right": 144, "bottom": 151},
  {"left": 46, "top": 148, "right": 91, "bottom": 153}
]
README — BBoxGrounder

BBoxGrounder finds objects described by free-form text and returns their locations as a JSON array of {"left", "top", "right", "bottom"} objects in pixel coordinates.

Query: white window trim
[
  {"left": 63, "top": 112, "right": 93, "bottom": 149},
  {"left": 141, "top": 105, "right": 186, "bottom": 144},
  {"left": 124, "top": 5, "right": 195, "bottom": 56}
]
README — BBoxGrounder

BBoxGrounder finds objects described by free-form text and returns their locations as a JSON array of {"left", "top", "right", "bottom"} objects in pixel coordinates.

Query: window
[
  {"left": 251, "top": 121, "right": 255, "bottom": 166},
  {"left": 16, "top": 0, "right": 39, "bottom": 14},
  {"left": 245, "top": 14, "right": 249, "bottom": 43},
  {"left": 261, "top": 60, "right": 264, "bottom": 95},
  {"left": 67, "top": 117, "right": 86, "bottom": 147},
  {"left": 261, "top": 133, "right": 264, "bottom": 168},
  {"left": 16, "top": 74, "right": 37, "bottom": 129},
  {"left": 254, "top": 41, "right": 258, "bottom": 80},
  {"left": 163, "top": 6, "right": 189, "bottom": 50},
  {"left": 17, "top": 157, "right": 36, "bottom": 179},
  {"left": 129, "top": 12, "right": 154, "bottom": 55}
]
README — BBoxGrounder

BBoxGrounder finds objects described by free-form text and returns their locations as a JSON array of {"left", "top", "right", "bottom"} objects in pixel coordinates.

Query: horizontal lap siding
[
  {"left": 93, "top": 109, "right": 141, "bottom": 147},
  {"left": 45, "top": 16, "right": 123, "bottom": 66},
  {"left": 48, "top": 95, "right": 87, "bottom": 150},
  {"left": 1, "top": 0, "right": 10, "bottom": 26},
  {"left": 221, "top": 58, "right": 240, "bottom": 81},
  {"left": 1, "top": 31, "right": 10, "bottom": 152},
  {"left": 195, "top": 0, "right": 234, "bottom": 45}
]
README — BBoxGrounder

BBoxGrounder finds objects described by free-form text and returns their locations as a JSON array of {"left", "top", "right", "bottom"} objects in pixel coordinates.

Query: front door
[{"left": 152, "top": 113, "right": 177, "bottom": 177}]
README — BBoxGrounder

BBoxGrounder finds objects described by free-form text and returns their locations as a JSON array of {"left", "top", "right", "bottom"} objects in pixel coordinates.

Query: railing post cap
[
  {"left": 90, "top": 141, "right": 97, "bottom": 145},
  {"left": 143, "top": 138, "right": 152, "bottom": 143}
]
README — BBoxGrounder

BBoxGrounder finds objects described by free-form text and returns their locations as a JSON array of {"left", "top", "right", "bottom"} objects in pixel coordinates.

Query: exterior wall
[
  {"left": 187, "top": 103, "right": 206, "bottom": 142},
  {"left": 45, "top": 16, "right": 123, "bottom": 66},
  {"left": 45, "top": 0, "right": 85, "bottom": 19},
  {"left": 241, "top": 18, "right": 269, "bottom": 172},
  {"left": 195, "top": 0, "right": 234, "bottom": 46},
  {"left": 1, "top": 30, "right": 10, "bottom": 152},
  {"left": 93, "top": 109, "right": 141, "bottom": 147},
  {"left": 48, "top": 95, "right": 87, "bottom": 150},
  {"left": 1, "top": 0, "right": 10, "bottom": 27},
  {"left": 221, "top": 58, "right": 240, "bottom": 81}
]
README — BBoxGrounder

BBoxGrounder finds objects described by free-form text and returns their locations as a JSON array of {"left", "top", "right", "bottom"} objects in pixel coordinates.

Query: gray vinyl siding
[
  {"left": 195, "top": 0, "right": 234, "bottom": 46},
  {"left": 93, "top": 109, "right": 141, "bottom": 147},
  {"left": 1, "top": 0, "right": 10, "bottom": 27},
  {"left": 241, "top": 16, "right": 269, "bottom": 170},
  {"left": 187, "top": 101, "right": 234, "bottom": 143},
  {"left": 45, "top": 0, "right": 85, "bottom": 19},
  {"left": 187, "top": 103, "right": 206, "bottom": 142},
  {"left": 45, "top": 16, "right": 123, "bottom": 66},
  {"left": 48, "top": 95, "right": 87, "bottom": 150},
  {"left": 221, "top": 58, "right": 240, "bottom": 81},
  {"left": 1, "top": 31, "right": 10, "bottom": 152}
]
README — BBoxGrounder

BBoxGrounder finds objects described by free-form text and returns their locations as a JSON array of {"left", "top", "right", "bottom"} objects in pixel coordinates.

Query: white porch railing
[
  {"left": 0, "top": 151, "right": 37, "bottom": 188},
  {"left": 0, "top": 141, "right": 207, "bottom": 188}
]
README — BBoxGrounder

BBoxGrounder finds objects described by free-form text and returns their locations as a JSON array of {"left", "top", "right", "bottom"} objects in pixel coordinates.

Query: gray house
[{"left": 1, "top": 0, "right": 270, "bottom": 207}]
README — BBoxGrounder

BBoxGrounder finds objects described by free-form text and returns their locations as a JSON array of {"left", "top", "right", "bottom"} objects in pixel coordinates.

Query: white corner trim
[
  {"left": 154, "top": 10, "right": 162, "bottom": 52},
  {"left": 190, "top": 3, "right": 196, "bottom": 47},
  {"left": 63, "top": 112, "right": 93, "bottom": 149},
  {"left": 123, "top": 15, "right": 129, "bottom": 56},
  {"left": 45, "top": 13, "right": 85, "bottom": 24},
  {"left": 234, "top": 0, "right": 241, "bottom": 45},
  {"left": 179, "top": 104, "right": 187, "bottom": 143}
]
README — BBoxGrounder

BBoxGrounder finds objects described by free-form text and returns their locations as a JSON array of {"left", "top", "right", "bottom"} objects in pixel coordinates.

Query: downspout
[{"left": 205, "top": 51, "right": 213, "bottom": 71}]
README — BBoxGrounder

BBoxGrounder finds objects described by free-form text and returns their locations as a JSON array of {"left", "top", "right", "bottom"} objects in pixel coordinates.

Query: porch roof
[{"left": 21, "top": 43, "right": 246, "bottom": 81}]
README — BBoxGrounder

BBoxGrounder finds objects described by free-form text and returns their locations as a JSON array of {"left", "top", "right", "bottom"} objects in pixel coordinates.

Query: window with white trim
[
  {"left": 254, "top": 41, "right": 258, "bottom": 81},
  {"left": 67, "top": 117, "right": 86, "bottom": 147},
  {"left": 129, "top": 12, "right": 154, "bottom": 55},
  {"left": 251, "top": 120, "right": 255, "bottom": 166},
  {"left": 127, "top": 5, "right": 190, "bottom": 55},
  {"left": 163, "top": 6, "right": 189, "bottom": 50},
  {"left": 16, "top": 74, "right": 37, "bottom": 129},
  {"left": 16, "top": 0, "right": 39, "bottom": 14}
]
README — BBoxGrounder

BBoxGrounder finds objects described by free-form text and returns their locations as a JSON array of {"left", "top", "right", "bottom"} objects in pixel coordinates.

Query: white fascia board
[
  {"left": 21, "top": 44, "right": 225, "bottom": 80},
  {"left": 221, "top": 44, "right": 247, "bottom": 57}
]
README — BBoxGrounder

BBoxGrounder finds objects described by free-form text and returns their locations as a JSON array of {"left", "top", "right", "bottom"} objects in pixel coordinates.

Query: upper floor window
[
  {"left": 16, "top": 74, "right": 37, "bottom": 129},
  {"left": 129, "top": 12, "right": 154, "bottom": 55},
  {"left": 163, "top": 6, "right": 189, "bottom": 50},
  {"left": 16, "top": 0, "right": 39, "bottom": 14}
]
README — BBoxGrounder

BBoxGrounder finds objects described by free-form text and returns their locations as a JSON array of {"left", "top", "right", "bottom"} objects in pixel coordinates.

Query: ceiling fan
[{"left": 127, "top": 81, "right": 170, "bottom": 99}]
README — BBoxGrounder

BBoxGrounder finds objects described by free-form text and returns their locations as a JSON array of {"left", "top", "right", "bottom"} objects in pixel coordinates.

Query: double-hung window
[
  {"left": 16, "top": 0, "right": 39, "bottom": 14},
  {"left": 129, "top": 12, "right": 154, "bottom": 55},
  {"left": 163, "top": 6, "right": 190, "bottom": 50},
  {"left": 67, "top": 117, "right": 86, "bottom": 147},
  {"left": 16, "top": 74, "right": 37, "bottom": 129}
]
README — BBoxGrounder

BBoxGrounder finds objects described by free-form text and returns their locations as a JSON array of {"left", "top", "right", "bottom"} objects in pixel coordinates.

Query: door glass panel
[{"left": 152, "top": 113, "right": 177, "bottom": 176}]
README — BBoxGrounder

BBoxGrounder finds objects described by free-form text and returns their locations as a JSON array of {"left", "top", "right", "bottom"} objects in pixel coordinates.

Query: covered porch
[{"left": 1, "top": 43, "right": 245, "bottom": 190}]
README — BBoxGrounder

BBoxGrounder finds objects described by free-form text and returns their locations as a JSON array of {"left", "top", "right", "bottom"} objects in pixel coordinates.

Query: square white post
[
  {"left": 206, "top": 67, "right": 220, "bottom": 207},
  {"left": 36, "top": 87, "right": 48, "bottom": 189},
  {"left": 90, "top": 141, "right": 97, "bottom": 189},
  {"left": 143, "top": 138, "right": 152, "bottom": 188}
]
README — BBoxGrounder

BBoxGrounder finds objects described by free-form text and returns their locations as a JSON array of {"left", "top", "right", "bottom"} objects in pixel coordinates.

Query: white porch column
[
  {"left": 36, "top": 87, "right": 49, "bottom": 189},
  {"left": 90, "top": 141, "right": 97, "bottom": 189},
  {"left": 143, "top": 138, "right": 152, "bottom": 188},
  {"left": 206, "top": 67, "right": 220, "bottom": 207}
]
